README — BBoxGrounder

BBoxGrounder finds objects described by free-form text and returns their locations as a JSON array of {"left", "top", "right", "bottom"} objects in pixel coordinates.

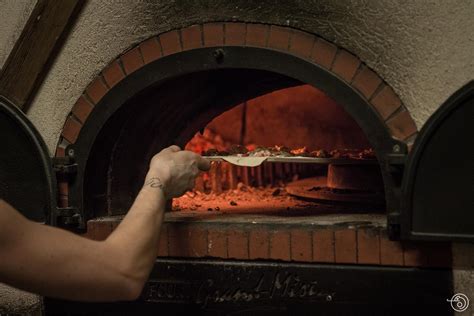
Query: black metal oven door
[
  {"left": 0, "top": 96, "right": 56, "bottom": 223},
  {"left": 400, "top": 81, "right": 474, "bottom": 242}
]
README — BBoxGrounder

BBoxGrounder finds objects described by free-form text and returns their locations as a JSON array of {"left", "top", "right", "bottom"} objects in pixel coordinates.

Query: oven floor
[{"left": 170, "top": 186, "right": 385, "bottom": 227}]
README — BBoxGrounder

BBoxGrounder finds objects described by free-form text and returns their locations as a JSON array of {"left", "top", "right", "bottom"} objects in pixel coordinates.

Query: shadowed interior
[{"left": 84, "top": 70, "right": 383, "bottom": 218}]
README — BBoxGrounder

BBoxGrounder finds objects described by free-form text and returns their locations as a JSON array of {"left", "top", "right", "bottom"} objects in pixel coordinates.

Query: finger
[
  {"left": 196, "top": 156, "right": 211, "bottom": 171},
  {"left": 158, "top": 145, "right": 181, "bottom": 156},
  {"left": 167, "top": 145, "right": 181, "bottom": 152},
  {"left": 186, "top": 178, "right": 196, "bottom": 191}
]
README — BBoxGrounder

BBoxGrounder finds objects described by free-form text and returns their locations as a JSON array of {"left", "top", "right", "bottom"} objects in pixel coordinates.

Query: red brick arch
[
  {"left": 55, "top": 22, "right": 419, "bottom": 207},
  {"left": 56, "top": 22, "right": 417, "bottom": 158}
]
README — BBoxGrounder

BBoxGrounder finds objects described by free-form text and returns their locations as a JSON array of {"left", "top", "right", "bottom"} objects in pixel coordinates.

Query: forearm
[
  {"left": 0, "top": 205, "right": 139, "bottom": 301},
  {"left": 0, "top": 145, "right": 206, "bottom": 302},
  {"left": 105, "top": 185, "right": 166, "bottom": 285},
  {"left": 0, "top": 188, "right": 166, "bottom": 301}
]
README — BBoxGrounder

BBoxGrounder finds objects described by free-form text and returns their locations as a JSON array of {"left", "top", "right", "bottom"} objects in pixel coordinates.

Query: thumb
[
  {"left": 164, "top": 145, "right": 181, "bottom": 153},
  {"left": 196, "top": 156, "right": 211, "bottom": 171}
]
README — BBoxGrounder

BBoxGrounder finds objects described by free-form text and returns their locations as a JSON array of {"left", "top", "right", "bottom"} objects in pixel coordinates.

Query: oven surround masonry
[
  {"left": 53, "top": 23, "right": 415, "bottom": 219},
  {"left": 51, "top": 21, "right": 450, "bottom": 267}
]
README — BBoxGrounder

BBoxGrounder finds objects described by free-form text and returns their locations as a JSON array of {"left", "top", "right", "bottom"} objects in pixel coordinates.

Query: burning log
[
  {"left": 227, "top": 164, "right": 238, "bottom": 189},
  {"left": 195, "top": 174, "right": 205, "bottom": 192},
  {"left": 210, "top": 162, "right": 222, "bottom": 195}
]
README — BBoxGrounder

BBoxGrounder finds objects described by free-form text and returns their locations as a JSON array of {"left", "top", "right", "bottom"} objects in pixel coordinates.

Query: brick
[
  {"left": 371, "top": 85, "right": 402, "bottom": 120},
  {"left": 110, "top": 220, "right": 120, "bottom": 232},
  {"left": 157, "top": 224, "right": 168, "bottom": 257},
  {"left": 88, "top": 220, "right": 112, "bottom": 241},
  {"left": 81, "top": 222, "right": 94, "bottom": 239},
  {"left": 246, "top": 24, "right": 268, "bottom": 47},
  {"left": 289, "top": 30, "right": 314, "bottom": 58},
  {"left": 249, "top": 230, "right": 269, "bottom": 259},
  {"left": 139, "top": 37, "right": 162, "bottom": 64},
  {"left": 224, "top": 23, "right": 246, "bottom": 45},
  {"left": 83, "top": 220, "right": 97, "bottom": 240},
  {"left": 270, "top": 231, "right": 290, "bottom": 261},
  {"left": 403, "top": 242, "right": 427, "bottom": 267},
  {"left": 71, "top": 95, "right": 94, "bottom": 124},
  {"left": 58, "top": 195, "right": 68, "bottom": 208},
  {"left": 228, "top": 229, "right": 249, "bottom": 259},
  {"left": 181, "top": 25, "right": 202, "bottom": 50},
  {"left": 55, "top": 145, "right": 65, "bottom": 157},
  {"left": 168, "top": 225, "right": 190, "bottom": 257},
  {"left": 311, "top": 38, "right": 337, "bottom": 69},
  {"left": 334, "top": 229, "right": 357, "bottom": 263},
  {"left": 312, "top": 229, "right": 335, "bottom": 262},
  {"left": 58, "top": 180, "right": 68, "bottom": 196},
  {"left": 386, "top": 109, "right": 418, "bottom": 140},
  {"left": 208, "top": 229, "right": 228, "bottom": 258},
  {"left": 268, "top": 25, "right": 290, "bottom": 50},
  {"left": 102, "top": 60, "right": 125, "bottom": 88},
  {"left": 357, "top": 228, "right": 380, "bottom": 264},
  {"left": 380, "top": 235, "right": 404, "bottom": 266},
  {"left": 61, "top": 116, "right": 82, "bottom": 143},
  {"left": 159, "top": 30, "right": 182, "bottom": 56},
  {"left": 331, "top": 50, "right": 360, "bottom": 82},
  {"left": 97, "top": 221, "right": 114, "bottom": 240},
  {"left": 120, "top": 47, "right": 144, "bottom": 75},
  {"left": 291, "top": 229, "right": 312, "bottom": 262},
  {"left": 85, "top": 77, "right": 108, "bottom": 104},
  {"left": 203, "top": 23, "right": 224, "bottom": 46},
  {"left": 352, "top": 65, "right": 382, "bottom": 99},
  {"left": 188, "top": 226, "right": 208, "bottom": 257}
]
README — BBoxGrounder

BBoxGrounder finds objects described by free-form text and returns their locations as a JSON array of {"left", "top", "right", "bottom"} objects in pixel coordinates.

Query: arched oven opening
[
  {"left": 84, "top": 69, "right": 386, "bottom": 219},
  {"left": 69, "top": 45, "right": 407, "bottom": 227}
]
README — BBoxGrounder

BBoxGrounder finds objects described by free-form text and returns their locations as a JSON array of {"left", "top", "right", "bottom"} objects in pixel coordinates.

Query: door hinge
[
  {"left": 385, "top": 153, "right": 406, "bottom": 171},
  {"left": 56, "top": 207, "right": 83, "bottom": 227},
  {"left": 53, "top": 157, "right": 81, "bottom": 228},
  {"left": 387, "top": 212, "right": 401, "bottom": 240},
  {"left": 385, "top": 153, "right": 407, "bottom": 189},
  {"left": 52, "top": 156, "right": 77, "bottom": 176},
  {"left": 385, "top": 149, "right": 407, "bottom": 240}
]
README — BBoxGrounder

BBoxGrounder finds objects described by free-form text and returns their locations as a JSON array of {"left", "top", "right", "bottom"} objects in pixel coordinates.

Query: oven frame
[{"left": 65, "top": 46, "right": 406, "bottom": 234}]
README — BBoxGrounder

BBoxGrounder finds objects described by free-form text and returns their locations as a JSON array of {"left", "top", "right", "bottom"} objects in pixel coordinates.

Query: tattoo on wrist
[{"left": 145, "top": 177, "right": 164, "bottom": 189}]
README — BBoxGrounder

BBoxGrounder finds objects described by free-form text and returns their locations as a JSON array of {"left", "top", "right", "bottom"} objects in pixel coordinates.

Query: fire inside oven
[{"left": 173, "top": 84, "right": 385, "bottom": 215}]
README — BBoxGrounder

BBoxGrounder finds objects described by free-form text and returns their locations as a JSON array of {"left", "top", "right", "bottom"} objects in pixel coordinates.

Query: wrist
[
  {"left": 138, "top": 184, "right": 167, "bottom": 209},
  {"left": 143, "top": 175, "right": 169, "bottom": 199}
]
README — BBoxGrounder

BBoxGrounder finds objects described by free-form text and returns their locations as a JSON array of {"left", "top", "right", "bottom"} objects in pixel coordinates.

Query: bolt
[
  {"left": 392, "top": 144, "right": 400, "bottom": 153},
  {"left": 213, "top": 49, "right": 225, "bottom": 63},
  {"left": 326, "top": 295, "right": 333, "bottom": 302},
  {"left": 67, "top": 148, "right": 75, "bottom": 157}
]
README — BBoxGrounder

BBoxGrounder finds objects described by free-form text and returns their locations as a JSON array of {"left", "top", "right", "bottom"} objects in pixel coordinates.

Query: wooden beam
[{"left": 0, "top": 0, "right": 84, "bottom": 110}]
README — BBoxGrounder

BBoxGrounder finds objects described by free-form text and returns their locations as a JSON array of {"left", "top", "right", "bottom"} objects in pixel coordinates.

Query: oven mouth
[
  {"left": 83, "top": 70, "right": 385, "bottom": 221},
  {"left": 72, "top": 46, "right": 402, "bottom": 227}
]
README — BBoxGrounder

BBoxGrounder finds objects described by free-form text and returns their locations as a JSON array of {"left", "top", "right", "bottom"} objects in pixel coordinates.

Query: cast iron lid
[
  {"left": 401, "top": 81, "right": 474, "bottom": 241},
  {"left": 0, "top": 96, "right": 55, "bottom": 222}
]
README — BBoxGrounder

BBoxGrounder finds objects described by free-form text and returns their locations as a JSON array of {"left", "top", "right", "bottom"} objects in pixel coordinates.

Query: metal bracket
[
  {"left": 385, "top": 152, "right": 407, "bottom": 240},
  {"left": 52, "top": 157, "right": 81, "bottom": 228},
  {"left": 52, "top": 156, "right": 78, "bottom": 175},
  {"left": 56, "top": 207, "right": 82, "bottom": 227},
  {"left": 385, "top": 153, "right": 406, "bottom": 187}
]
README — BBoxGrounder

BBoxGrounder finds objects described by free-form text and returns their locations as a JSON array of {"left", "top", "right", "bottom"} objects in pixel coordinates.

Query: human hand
[{"left": 144, "top": 145, "right": 211, "bottom": 199}]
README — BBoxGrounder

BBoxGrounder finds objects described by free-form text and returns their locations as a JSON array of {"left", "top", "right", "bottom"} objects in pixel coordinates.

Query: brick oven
[{"left": 1, "top": 3, "right": 473, "bottom": 315}]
